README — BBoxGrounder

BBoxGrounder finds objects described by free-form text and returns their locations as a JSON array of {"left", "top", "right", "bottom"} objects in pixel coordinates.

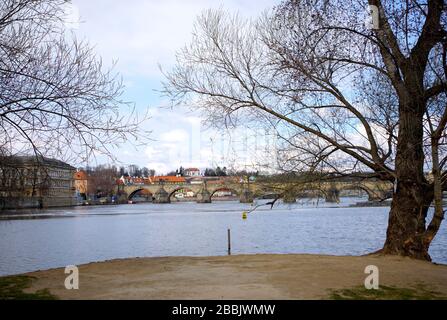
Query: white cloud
[
  {"left": 160, "top": 129, "right": 189, "bottom": 143},
  {"left": 72, "top": 0, "right": 278, "bottom": 77}
]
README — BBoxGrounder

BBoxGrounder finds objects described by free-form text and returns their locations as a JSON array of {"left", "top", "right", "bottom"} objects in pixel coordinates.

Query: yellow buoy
[{"left": 242, "top": 211, "right": 247, "bottom": 220}]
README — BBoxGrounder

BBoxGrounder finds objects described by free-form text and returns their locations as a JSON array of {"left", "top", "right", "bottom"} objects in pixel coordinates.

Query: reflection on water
[{"left": 0, "top": 197, "right": 446, "bottom": 275}]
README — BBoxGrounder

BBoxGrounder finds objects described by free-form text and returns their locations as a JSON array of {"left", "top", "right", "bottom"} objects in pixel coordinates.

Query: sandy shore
[{"left": 18, "top": 254, "right": 447, "bottom": 299}]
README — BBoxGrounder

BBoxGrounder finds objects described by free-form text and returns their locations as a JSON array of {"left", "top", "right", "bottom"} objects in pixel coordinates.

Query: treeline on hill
[
  {"left": 82, "top": 165, "right": 156, "bottom": 178},
  {"left": 166, "top": 166, "right": 261, "bottom": 177}
]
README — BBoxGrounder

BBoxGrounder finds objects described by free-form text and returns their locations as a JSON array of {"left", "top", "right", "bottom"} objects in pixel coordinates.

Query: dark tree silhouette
[{"left": 0, "top": 0, "right": 148, "bottom": 164}]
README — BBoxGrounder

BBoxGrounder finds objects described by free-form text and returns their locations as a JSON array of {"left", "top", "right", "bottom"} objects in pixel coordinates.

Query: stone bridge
[{"left": 119, "top": 179, "right": 393, "bottom": 204}]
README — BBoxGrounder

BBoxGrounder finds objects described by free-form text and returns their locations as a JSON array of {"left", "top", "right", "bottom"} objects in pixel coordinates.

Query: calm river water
[{"left": 0, "top": 197, "right": 446, "bottom": 276}]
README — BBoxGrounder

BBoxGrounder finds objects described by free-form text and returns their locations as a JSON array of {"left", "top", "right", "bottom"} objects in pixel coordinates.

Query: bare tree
[
  {"left": 0, "top": 0, "right": 148, "bottom": 164},
  {"left": 87, "top": 165, "right": 117, "bottom": 198},
  {"left": 163, "top": 0, "right": 447, "bottom": 260}
]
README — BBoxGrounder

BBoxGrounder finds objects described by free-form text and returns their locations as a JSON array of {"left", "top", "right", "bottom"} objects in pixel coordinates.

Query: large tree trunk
[
  {"left": 382, "top": 96, "right": 433, "bottom": 260},
  {"left": 383, "top": 184, "right": 432, "bottom": 260}
]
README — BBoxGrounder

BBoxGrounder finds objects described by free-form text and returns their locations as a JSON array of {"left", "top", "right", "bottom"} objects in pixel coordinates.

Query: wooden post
[{"left": 227, "top": 228, "right": 231, "bottom": 255}]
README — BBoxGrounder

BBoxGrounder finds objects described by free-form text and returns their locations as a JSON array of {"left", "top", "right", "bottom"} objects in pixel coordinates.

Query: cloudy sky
[{"left": 68, "top": 0, "right": 280, "bottom": 173}]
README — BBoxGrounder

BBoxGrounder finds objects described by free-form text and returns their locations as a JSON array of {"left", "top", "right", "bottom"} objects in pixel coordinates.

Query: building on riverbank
[
  {"left": 184, "top": 168, "right": 201, "bottom": 177},
  {"left": 0, "top": 155, "right": 76, "bottom": 209},
  {"left": 73, "top": 170, "right": 88, "bottom": 200}
]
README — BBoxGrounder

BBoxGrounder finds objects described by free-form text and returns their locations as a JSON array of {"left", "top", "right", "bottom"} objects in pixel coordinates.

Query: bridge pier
[
  {"left": 118, "top": 194, "right": 129, "bottom": 204},
  {"left": 283, "top": 193, "right": 297, "bottom": 204},
  {"left": 240, "top": 189, "right": 254, "bottom": 203},
  {"left": 325, "top": 188, "right": 340, "bottom": 203},
  {"left": 282, "top": 189, "right": 297, "bottom": 203},
  {"left": 153, "top": 187, "right": 170, "bottom": 204},
  {"left": 197, "top": 188, "right": 212, "bottom": 203}
]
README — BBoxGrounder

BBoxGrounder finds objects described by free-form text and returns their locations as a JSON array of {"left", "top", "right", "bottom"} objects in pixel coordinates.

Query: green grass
[
  {"left": 0, "top": 275, "right": 57, "bottom": 300},
  {"left": 329, "top": 284, "right": 447, "bottom": 300}
]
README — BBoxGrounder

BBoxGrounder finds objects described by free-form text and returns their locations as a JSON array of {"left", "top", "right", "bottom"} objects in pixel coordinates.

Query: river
[{"left": 0, "top": 197, "right": 446, "bottom": 276}]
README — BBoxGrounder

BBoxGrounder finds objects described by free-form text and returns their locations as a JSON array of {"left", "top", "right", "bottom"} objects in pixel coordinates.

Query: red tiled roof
[{"left": 150, "top": 176, "right": 186, "bottom": 183}]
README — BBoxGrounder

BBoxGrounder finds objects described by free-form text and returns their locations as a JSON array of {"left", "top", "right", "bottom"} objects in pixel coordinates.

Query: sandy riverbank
[{"left": 14, "top": 254, "right": 447, "bottom": 299}]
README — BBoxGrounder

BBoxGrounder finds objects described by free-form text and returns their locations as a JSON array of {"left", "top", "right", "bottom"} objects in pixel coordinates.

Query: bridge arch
[
  {"left": 128, "top": 188, "right": 153, "bottom": 201},
  {"left": 293, "top": 187, "right": 328, "bottom": 199},
  {"left": 338, "top": 184, "right": 371, "bottom": 197},
  {"left": 255, "top": 192, "right": 281, "bottom": 200},
  {"left": 168, "top": 187, "right": 196, "bottom": 201},
  {"left": 210, "top": 187, "right": 239, "bottom": 198},
  {"left": 337, "top": 184, "right": 390, "bottom": 201}
]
